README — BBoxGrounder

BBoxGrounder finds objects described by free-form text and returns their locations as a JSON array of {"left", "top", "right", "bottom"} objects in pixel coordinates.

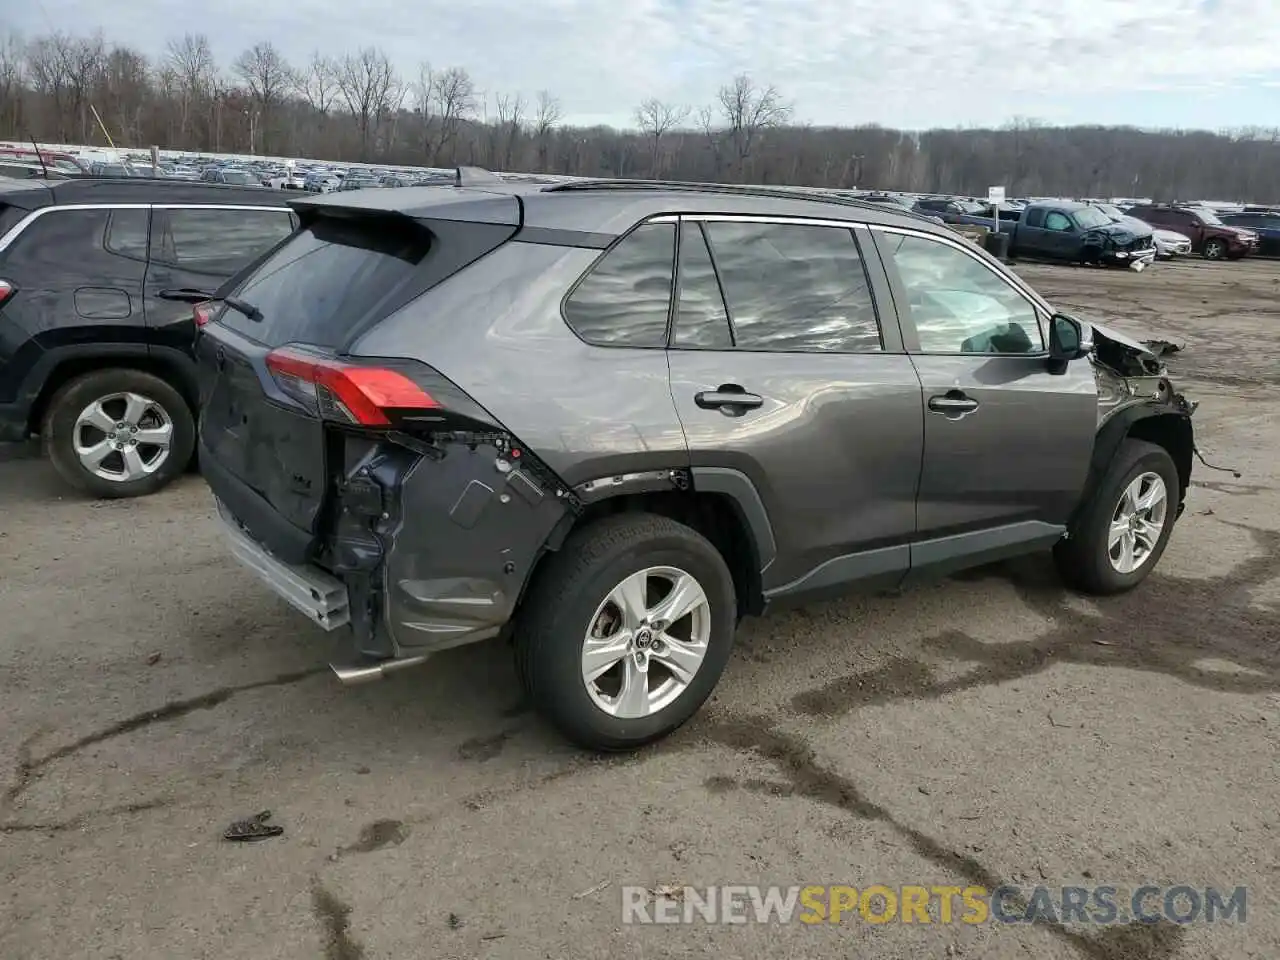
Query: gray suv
[{"left": 195, "top": 173, "right": 1197, "bottom": 750}]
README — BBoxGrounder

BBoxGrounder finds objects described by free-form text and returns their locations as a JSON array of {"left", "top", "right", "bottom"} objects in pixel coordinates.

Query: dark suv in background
[
  {"left": 1125, "top": 203, "right": 1258, "bottom": 260},
  {"left": 199, "top": 175, "right": 1196, "bottom": 751},
  {"left": 0, "top": 178, "right": 296, "bottom": 496}
]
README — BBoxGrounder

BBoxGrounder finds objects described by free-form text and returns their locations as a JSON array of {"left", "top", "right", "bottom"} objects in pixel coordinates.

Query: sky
[{"left": 12, "top": 0, "right": 1280, "bottom": 131}]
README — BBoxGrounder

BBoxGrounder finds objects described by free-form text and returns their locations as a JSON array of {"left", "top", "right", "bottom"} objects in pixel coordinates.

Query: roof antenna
[{"left": 28, "top": 131, "right": 50, "bottom": 179}]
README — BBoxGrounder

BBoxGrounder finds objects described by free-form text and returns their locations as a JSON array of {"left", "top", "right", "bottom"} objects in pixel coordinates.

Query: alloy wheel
[
  {"left": 1107, "top": 471, "right": 1168, "bottom": 574},
  {"left": 72, "top": 392, "right": 174, "bottom": 482},
  {"left": 581, "top": 565, "right": 712, "bottom": 719}
]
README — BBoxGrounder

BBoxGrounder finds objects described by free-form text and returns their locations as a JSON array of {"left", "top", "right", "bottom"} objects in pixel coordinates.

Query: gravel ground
[{"left": 1, "top": 256, "right": 1277, "bottom": 960}]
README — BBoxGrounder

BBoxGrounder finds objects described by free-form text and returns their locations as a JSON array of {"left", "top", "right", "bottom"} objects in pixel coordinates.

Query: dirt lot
[{"left": 1, "top": 257, "right": 1277, "bottom": 960}]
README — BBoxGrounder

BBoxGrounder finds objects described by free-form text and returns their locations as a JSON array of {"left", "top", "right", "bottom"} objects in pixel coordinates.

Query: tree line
[{"left": 1, "top": 29, "right": 1278, "bottom": 202}]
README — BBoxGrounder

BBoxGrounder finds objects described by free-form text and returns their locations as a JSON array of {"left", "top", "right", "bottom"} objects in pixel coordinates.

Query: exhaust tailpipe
[{"left": 330, "top": 655, "right": 429, "bottom": 685}]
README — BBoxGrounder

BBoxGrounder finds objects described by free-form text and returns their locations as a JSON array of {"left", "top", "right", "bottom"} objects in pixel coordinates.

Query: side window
[
  {"left": 4, "top": 208, "right": 110, "bottom": 269},
  {"left": 1026, "top": 208, "right": 1046, "bottom": 228},
  {"left": 155, "top": 208, "right": 295, "bottom": 275},
  {"left": 563, "top": 222, "right": 674, "bottom": 348},
  {"left": 103, "top": 208, "right": 149, "bottom": 260},
  {"left": 672, "top": 222, "right": 732, "bottom": 349},
  {"left": 1044, "top": 211, "right": 1073, "bottom": 232},
  {"left": 701, "top": 220, "right": 882, "bottom": 353},
  {"left": 880, "top": 232, "right": 1044, "bottom": 355}
]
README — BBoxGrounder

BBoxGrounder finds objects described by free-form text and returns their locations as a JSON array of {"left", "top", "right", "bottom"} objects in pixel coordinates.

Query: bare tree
[
  {"left": 492, "top": 92, "right": 524, "bottom": 169},
  {"left": 431, "top": 66, "right": 475, "bottom": 164},
  {"left": 635, "top": 98, "right": 689, "bottom": 176},
  {"left": 533, "top": 90, "right": 561, "bottom": 172},
  {"left": 98, "top": 45, "right": 151, "bottom": 145},
  {"left": 335, "top": 46, "right": 400, "bottom": 160},
  {"left": 165, "top": 33, "right": 215, "bottom": 145},
  {"left": 715, "top": 74, "right": 791, "bottom": 178},
  {"left": 0, "top": 32, "right": 25, "bottom": 135},
  {"left": 299, "top": 51, "right": 337, "bottom": 115},
  {"left": 233, "top": 41, "right": 295, "bottom": 153}
]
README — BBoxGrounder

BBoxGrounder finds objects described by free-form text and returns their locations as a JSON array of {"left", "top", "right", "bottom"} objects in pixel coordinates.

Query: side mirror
[{"left": 1049, "top": 313, "right": 1093, "bottom": 361}]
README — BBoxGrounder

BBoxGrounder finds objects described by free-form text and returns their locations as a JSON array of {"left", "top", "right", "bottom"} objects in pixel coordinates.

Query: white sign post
[{"left": 988, "top": 186, "right": 1006, "bottom": 235}]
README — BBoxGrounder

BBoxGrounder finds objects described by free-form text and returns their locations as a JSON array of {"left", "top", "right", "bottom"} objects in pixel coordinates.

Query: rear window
[{"left": 216, "top": 215, "right": 430, "bottom": 348}]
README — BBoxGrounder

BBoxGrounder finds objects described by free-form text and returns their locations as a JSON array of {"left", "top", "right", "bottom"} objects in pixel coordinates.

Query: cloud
[{"left": 10, "top": 0, "right": 1280, "bottom": 129}]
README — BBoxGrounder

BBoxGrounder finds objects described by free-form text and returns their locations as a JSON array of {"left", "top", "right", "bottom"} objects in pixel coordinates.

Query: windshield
[
  {"left": 957, "top": 201, "right": 985, "bottom": 214},
  {"left": 221, "top": 171, "right": 254, "bottom": 185},
  {"left": 1074, "top": 207, "right": 1114, "bottom": 229},
  {"left": 1093, "top": 204, "right": 1123, "bottom": 220},
  {"left": 1195, "top": 208, "right": 1223, "bottom": 225}
]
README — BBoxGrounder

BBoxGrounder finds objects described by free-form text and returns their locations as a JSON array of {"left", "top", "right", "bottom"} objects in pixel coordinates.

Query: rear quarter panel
[{"left": 349, "top": 240, "right": 689, "bottom": 487}]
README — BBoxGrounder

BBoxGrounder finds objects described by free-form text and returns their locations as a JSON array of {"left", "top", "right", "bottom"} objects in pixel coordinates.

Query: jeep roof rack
[{"left": 541, "top": 178, "right": 942, "bottom": 224}]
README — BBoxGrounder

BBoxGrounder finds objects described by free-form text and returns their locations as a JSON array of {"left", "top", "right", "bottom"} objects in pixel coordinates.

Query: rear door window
[
  {"left": 701, "top": 220, "right": 882, "bottom": 353},
  {"left": 3, "top": 208, "right": 110, "bottom": 270},
  {"left": 104, "top": 208, "right": 149, "bottom": 260},
  {"left": 672, "top": 222, "right": 732, "bottom": 349},
  {"left": 215, "top": 214, "right": 431, "bottom": 348},
  {"left": 563, "top": 222, "right": 675, "bottom": 348},
  {"left": 153, "top": 207, "right": 294, "bottom": 276}
]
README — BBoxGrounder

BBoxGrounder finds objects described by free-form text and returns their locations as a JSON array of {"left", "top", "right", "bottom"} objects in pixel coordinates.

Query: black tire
[
  {"left": 1054, "top": 439, "right": 1180, "bottom": 596},
  {"left": 42, "top": 368, "right": 196, "bottom": 499},
  {"left": 515, "top": 513, "right": 737, "bottom": 751},
  {"left": 1202, "top": 238, "right": 1226, "bottom": 260}
]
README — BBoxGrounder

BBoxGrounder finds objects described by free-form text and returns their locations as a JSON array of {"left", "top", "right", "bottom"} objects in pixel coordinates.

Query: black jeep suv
[
  {"left": 199, "top": 175, "right": 1197, "bottom": 751},
  {"left": 0, "top": 178, "right": 296, "bottom": 496}
]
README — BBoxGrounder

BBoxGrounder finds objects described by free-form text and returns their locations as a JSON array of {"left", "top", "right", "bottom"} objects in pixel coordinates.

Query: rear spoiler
[{"left": 287, "top": 166, "right": 524, "bottom": 228}]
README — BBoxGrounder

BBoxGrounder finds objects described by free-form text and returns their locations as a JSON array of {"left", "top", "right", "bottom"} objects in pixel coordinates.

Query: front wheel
[
  {"left": 1054, "top": 439, "right": 1180, "bottom": 595},
  {"left": 1203, "top": 238, "right": 1226, "bottom": 260},
  {"left": 42, "top": 368, "right": 195, "bottom": 499},
  {"left": 515, "top": 514, "right": 737, "bottom": 751}
]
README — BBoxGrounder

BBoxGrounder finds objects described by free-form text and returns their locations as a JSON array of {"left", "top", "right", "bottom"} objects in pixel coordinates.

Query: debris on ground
[
  {"left": 146, "top": 651, "right": 161, "bottom": 665},
  {"left": 649, "top": 884, "right": 686, "bottom": 902},
  {"left": 572, "top": 880, "right": 610, "bottom": 900},
  {"left": 447, "top": 912, "right": 464, "bottom": 929},
  {"left": 222, "top": 810, "right": 284, "bottom": 842}
]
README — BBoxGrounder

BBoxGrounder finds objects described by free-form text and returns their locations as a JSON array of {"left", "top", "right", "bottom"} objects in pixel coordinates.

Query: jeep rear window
[{"left": 216, "top": 214, "right": 430, "bottom": 348}]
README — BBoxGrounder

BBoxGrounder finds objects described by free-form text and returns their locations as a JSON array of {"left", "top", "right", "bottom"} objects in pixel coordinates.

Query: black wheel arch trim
[
  {"left": 689, "top": 466, "right": 777, "bottom": 574},
  {"left": 1071, "top": 403, "right": 1194, "bottom": 532},
  {"left": 12, "top": 339, "right": 198, "bottom": 432}
]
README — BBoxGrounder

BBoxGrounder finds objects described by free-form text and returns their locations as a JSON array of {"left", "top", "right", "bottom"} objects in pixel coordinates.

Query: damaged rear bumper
[
  {"left": 213, "top": 429, "right": 576, "bottom": 670},
  {"left": 217, "top": 500, "right": 351, "bottom": 631}
]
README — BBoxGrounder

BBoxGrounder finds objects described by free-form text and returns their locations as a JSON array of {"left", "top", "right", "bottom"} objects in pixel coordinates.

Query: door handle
[
  {"left": 928, "top": 392, "right": 980, "bottom": 416},
  {"left": 695, "top": 387, "right": 764, "bottom": 412}
]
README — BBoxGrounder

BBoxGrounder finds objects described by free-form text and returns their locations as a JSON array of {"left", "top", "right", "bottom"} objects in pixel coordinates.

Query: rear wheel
[
  {"left": 42, "top": 368, "right": 195, "bottom": 499},
  {"left": 1203, "top": 238, "right": 1226, "bottom": 260},
  {"left": 1054, "top": 439, "right": 1180, "bottom": 595},
  {"left": 515, "top": 513, "right": 736, "bottom": 751}
]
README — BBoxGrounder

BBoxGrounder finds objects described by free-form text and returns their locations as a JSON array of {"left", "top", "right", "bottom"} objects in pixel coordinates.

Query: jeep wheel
[
  {"left": 43, "top": 369, "right": 195, "bottom": 499},
  {"left": 1202, "top": 238, "right": 1226, "bottom": 260},
  {"left": 1054, "top": 439, "right": 1180, "bottom": 595},
  {"left": 516, "top": 513, "right": 736, "bottom": 751}
]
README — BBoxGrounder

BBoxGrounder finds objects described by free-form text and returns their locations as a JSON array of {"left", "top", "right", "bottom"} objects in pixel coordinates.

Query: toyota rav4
[{"left": 197, "top": 172, "right": 1197, "bottom": 751}]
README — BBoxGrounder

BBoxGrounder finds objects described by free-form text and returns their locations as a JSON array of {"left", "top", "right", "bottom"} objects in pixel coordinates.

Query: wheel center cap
[{"left": 634, "top": 628, "right": 653, "bottom": 649}]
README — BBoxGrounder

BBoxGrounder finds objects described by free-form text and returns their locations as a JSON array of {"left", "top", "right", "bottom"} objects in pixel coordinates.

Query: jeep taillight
[
  {"left": 265, "top": 346, "right": 441, "bottom": 426},
  {"left": 0, "top": 279, "right": 14, "bottom": 307}
]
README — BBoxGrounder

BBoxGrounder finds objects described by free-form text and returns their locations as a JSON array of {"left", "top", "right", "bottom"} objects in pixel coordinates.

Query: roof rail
[
  {"left": 456, "top": 165, "right": 501, "bottom": 187},
  {"left": 540, "top": 177, "right": 943, "bottom": 224}
]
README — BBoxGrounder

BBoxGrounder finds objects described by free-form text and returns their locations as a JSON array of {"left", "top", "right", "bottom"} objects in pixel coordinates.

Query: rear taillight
[
  {"left": 0, "top": 279, "right": 15, "bottom": 307},
  {"left": 265, "top": 346, "right": 440, "bottom": 426},
  {"left": 193, "top": 301, "right": 213, "bottom": 327}
]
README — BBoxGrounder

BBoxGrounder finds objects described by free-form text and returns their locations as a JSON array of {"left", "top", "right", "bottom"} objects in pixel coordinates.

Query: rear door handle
[
  {"left": 695, "top": 388, "right": 764, "bottom": 412},
  {"left": 928, "top": 392, "right": 980, "bottom": 416}
]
